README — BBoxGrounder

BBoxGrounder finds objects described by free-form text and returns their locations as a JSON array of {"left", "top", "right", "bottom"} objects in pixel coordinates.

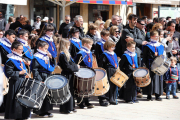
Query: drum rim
[
  {"left": 134, "top": 69, "right": 148, "bottom": 77},
  {"left": 74, "top": 66, "right": 96, "bottom": 79},
  {"left": 133, "top": 67, "right": 149, "bottom": 77},
  {"left": 94, "top": 67, "right": 106, "bottom": 81},
  {"left": 44, "top": 74, "right": 68, "bottom": 89}
]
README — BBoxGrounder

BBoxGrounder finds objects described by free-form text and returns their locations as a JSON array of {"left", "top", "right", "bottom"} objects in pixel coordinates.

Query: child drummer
[
  {"left": 119, "top": 41, "right": 138, "bottom": 104},
  {"left": 74, "top": 38, "right": 94, "bottom": 109},
  {"left": 31, "top": 41, "right": 55, "bottom": 117},
  {"left": 143, "top": 30, "right": 164, "bottom": 101},
  {"left": 165, "top": 56, "right": 180, "bottom": 99},
  {"left": 58, "top": 38, "right": 80, "bottom": 114},
  {"left": 98, "top": 40, "right": 119, "bottom": 106},
  {"left": 4, "top": 41, "right": 30, "bottom": 119}
]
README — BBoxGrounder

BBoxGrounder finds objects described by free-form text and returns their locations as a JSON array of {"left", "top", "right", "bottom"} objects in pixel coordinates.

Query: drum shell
[
  {"left": 2, "top": 72, "right": 9, "bottom": 95},
  {"left": 151, "top": 55, "right": 171, "bottom": 75},
  {"left": 74, "top": 66, "right": 96, "bottom": 97},
  {"left": 133, "top": 67, "right": 151, "bottom": 87},
  {"left": 16, "top": 78, "right": 48, "bottom": 110},
  {"left": 93, "top": 67, "right": 110, "bottom": 96},
  {"left": 110, "top": 68, "right": 129, "bottom": 88},
  {"left": 92, "top": 54, "right": 98, "bottom": 69},
  {"left": 52, "top": 66, "right": 62, "bottom": 74},
  {"left": 45, "top": 74, "right": 71, "bottom": 105}
]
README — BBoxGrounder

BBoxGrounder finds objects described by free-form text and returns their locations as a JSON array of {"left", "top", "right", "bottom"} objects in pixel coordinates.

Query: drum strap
[
  {"left": 170, "top": 67, "right": 178, "bottom": 77},
  {"left": 130, "top": 56, "right": 135, "bottom": 68},
  {"left": 110, "top": 55, "right": 117, "bottom": 68}
]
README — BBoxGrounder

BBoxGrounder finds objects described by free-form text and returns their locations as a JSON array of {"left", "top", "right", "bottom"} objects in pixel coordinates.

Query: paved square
[{"left": 1, "top": 92, "right": 180, "bottom": 120}]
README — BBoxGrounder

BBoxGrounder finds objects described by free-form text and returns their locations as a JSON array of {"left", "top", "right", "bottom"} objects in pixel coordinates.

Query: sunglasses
[
  {"left": 139, "top": 23, "right": 145, "bottom": 25},
  {"left": 115, "top": 31, "right": 120, "bottom": 33},
  {"left": 47, "top": 29, "right": 54, "bottom": 32},
  {"left": 65, "top": 19, "right": 70, "bottom": 21}
]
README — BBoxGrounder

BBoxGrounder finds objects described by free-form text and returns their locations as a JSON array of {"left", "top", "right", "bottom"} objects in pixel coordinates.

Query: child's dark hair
[
  {"left": 37, "top": 41, "right": 49, "bottom": 49},
  {"left": 5, "top": 29, "right": 16, "bottom": 37},
  {"left": 45, "top": 24, "right": 54, "bottom": 32},
  {"left": 18, "top": 29, "right": 29, "bottom": 37},
  {"left": 30, "top": 35, "right": 39, "bottom": 48},
  {"left": 68, "top": 27, "right": 79, "bottom": 38},
  {"left": 101, "top": 30, "right": 110, "bottom": 36},
  {"left": 11, "top": 41, "right": 23, "bottom": 50}
]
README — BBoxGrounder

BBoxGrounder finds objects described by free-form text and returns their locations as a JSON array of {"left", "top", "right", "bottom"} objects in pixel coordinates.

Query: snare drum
[
  {"left": 1, "top": 64, "right": 9, "bottom": 95},
  {"left": 44, "top": 74, "right": 71, "bottom": 105},
  {"left": 93, "top": 68, "right": 109, "bottom": 96},
  {"left": 110, "top": 68, "right": 129, "bottom": 88},
  {"left": 74, "top": 66, "right": 96, "bottom": 97},
  {"left": 151, "top": 55, "right": 171, "bottom": 75},
  {"left": 133, "top": 67, "right": 151, "bottom": 87},
  {"left": 16, "top": 78, "right": 48, "bottom": 110}
]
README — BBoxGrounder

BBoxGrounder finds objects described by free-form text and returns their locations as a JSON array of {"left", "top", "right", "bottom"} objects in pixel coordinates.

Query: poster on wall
[{"left": 158, "top": 6, "right": 180, "bottom": 19}]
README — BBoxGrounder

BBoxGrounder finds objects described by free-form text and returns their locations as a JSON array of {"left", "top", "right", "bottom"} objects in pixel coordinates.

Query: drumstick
[
  {"left": 22, "top": 50, "right": 29, "bottom": 56},
  {"left": 77, "top": 56, "right": 82, "bottom": 65},
  {"left": 20, "top": 66, "right": 31, "bottom": 78},
  {"left": 78, "top": 55, "right": 87, "bottom": 65}
]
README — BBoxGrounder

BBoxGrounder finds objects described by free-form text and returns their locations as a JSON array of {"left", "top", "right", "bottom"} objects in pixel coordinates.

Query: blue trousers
[{"left": 166, "top": 82, "right": 177, "bottom": 96}]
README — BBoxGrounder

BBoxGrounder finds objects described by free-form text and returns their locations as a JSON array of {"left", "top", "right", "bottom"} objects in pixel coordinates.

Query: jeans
[{"left": 166, "top": 82, "right": 177, "bottom": 96}]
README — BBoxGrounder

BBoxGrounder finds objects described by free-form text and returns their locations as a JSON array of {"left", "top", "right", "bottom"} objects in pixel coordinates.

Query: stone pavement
[{"left": 1, "top": 92, "right": 180, "bottom": 120}]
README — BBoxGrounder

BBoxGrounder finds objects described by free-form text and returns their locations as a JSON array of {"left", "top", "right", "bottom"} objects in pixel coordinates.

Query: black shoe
[
  {"left": 72, "top": 109, "right": 77, "bottom": 112},
  {"left": 166, "top": 96, "right": 170, "bottom": 100},
  {"left": 99, "top": 101, "right": 109, "bottom": 106},
  {"left": 125, "top": 101, "right": 133, "bottom": 104},
  {"left": 155, "top": 97, "right": 162, "bottom": 101},
  {"left": 110, "top": 101, "right": 118, "bottom": 105},
  {"left": 147, "top": 98, "right": 153, "bottom": 101},
  {"left": 78, "top": 104, "right": 87, "bottom": 109},
  {"left": 134, "top": 100, "right": 139, "bottom": 103},
  {"left": 173, "top": 96, "right": 179, "bottom": 99},
  {"left": 60, "top": 111, "right": 73, "bottom": 114},
  {"left": 85, "top": 103, "right": 94, "bottom": 108}
]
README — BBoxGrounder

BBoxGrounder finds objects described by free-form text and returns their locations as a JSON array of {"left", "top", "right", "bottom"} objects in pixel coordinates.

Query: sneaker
[
  {"left": 46, "top": 112, "right": 53, "bottom": 117},
  {"left": 137, "top": 93, "right": 143, "bottom": 98},
  {"left": 134, "top": 100, "right": 139, "bottom": 103},
  {"left": 37, "top": 114, "right": 48, "bottom": 118},
  {"left": 85, "top": 103, "right": 94, "bottom": 108},
  {"left": 72, "top": 109, "right": 77, "bottom": 112},
  {"left": 166, "top": 96, "right": 170, "bottom": 100},
  {"left": 78, "top": 104, "right": 87, "bottom": 109},
  {"left": 125, "top": 101, "right": 133, "bottom": 104},
  {"left": 173, "top": 96, "right": 179, "bottom": 99}
]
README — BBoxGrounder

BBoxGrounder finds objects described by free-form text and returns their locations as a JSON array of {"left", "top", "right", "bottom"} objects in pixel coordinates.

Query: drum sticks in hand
[
  {"left": 78, "top": 55, "right": 87, "bottom": 65},
  {"left": 20, "top": 66, "right": 31, "bottom": 78}
]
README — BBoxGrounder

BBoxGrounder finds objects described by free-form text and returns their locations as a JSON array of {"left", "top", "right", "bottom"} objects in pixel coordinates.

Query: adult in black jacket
[
  {"left": 9, "top": 17, "right": 22, "bottom": 30},
  {"left": 120, "top": 14, "right": 147, "bottom": 66},
  {"left": 49, "top": 17, "right": 57, "bottom": 34},
  {"left": 107, "top": 15, "right": 122, "bottom": 32},
  {"left": 73, "top": 15, "right": 85, "bottom": 40},
  {"left": 58, "top": 15, "right": 74, "bottom": 38}
]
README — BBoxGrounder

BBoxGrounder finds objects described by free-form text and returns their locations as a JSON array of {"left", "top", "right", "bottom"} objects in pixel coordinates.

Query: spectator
[
  {"left": 20, "top": 15, "right": 24, "bottom": 20},
  {"left": 147, "top": 19, "right": 153, "bottom": 24},
  {"left": 40, "top": 17, "right": 49, "bottom": 30},
  {"left": 33, "top": 16, "right": 41, "bottom": 30},
  {"left": 22, "top": 18, "right": 32, "bottom": 33},
  {"left": 104, "top": 19, "right": 111, "bottom": 29},
  {"left": 166, "top": 16, "right": 172, "bottom": 22},
  {"left": 109, "top": 26, "right": 120, "bottom": 44},
  {"left": 73, "top": 15, "right": 85, "bottom": 40},
  {"left": 107, "top": 15, "right": 122, "bottom": 33},
  {"left": 9, "top": 17, "right": 22, "bottom": 30},
  {"left": 142, "top": 16, "right": 148, "bottom": 24},
  {"left": 152, "top": 23, "right": 163, "bottom": 31},
  {"left": 5, "top": 16, "right": 14, "bottom": 31},
  {"left": 97, "top": 16, "right": 102, "bottom": 21},
  {"left": 146, "top": 22, "right": 154, "bottom": 41},
  {"left": 0, "top": 12, "right": 6, "bottom": 32},
  {"left": 159, "top": 17, "right": 166, "bottom": 30},
  {"left": 153, "top": 17, "right": 158, "bottom": 24},
  {"left": 49, "top": 17, "right": 57, "bottom": 34},
  {"left": 118, "top": 16, "right": 123, "bottom": 30},
  {"left": 58, "top": 15, "right": 73, "bottom": 38},
  {"left": 94, "top": 20, "right": 105, "bottom": 42},
  {"left": 0, "top": 30, "right": 3, "bottom": 38},
  {"left": 136, "top": 19, "right": 146, "bottom": 41}
]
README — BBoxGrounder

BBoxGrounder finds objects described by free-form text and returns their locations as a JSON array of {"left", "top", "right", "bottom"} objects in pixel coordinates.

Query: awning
[
  {"left": 133, "top": 0, "right": 179, "bottom": 5},
  {"left": 0, "top": 0, "right": 27, "bottom": 5},
  {"left": 66, "top": 0, "right": 133, "bottom": 5}
]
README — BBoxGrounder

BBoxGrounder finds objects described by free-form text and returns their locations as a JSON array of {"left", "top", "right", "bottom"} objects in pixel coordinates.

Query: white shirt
[
  {"left": 17, "top": 38, "right": 28, "bottom": 46},
  {"left": 104, "top": 50, "right": 115, "bottom": 55},
  {"left": 34, "top": 49, "right": 49, "bottom": 61},
  {"left": 33, "top": 21, "right": 41, "bottom": 29},
  {"left": 80, "top": 46, "right": 91, "bottom": 53},
  {"left": 124, "top": 49, "right": 136, "bottom": 57},
  {"left": 7, "top": 51, "right": 23, "bottom": 62},
  {"left": 42, "top": 35, "right": 53, "bottom": 42}
]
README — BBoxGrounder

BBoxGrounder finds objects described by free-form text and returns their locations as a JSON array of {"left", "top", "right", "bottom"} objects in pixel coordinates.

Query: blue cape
[
  {"left": 23, "top": 46, "right": 33, "bottom": 60},
  {"left": 103, "top": 52, "right": 118, "bottom": 69},
  {"left": 97, "top": 42, "right": 104, "bottom": 52},
  {"left": 123, "top": 53, "right": 138, "bottom": 68},
  {"left": 0, "top": 42, "right": 12, "bottom": 53},
  {"left": 4, "top": 58, "right": 27, "bottom": 78},
  {"left": 70, "top": 40, "right": 82, "bottom": 50},
  {"left": 32, "top": 57, "right": 55, "bottom": 72},
  {"left": 39, "top": 38, "right": 57, "bottom": 58},
  {"left": 145, "top": 44, "right": 164, "bottom": 56},
  {"left": 77, "top": 51, "right": 92, "bottom": 68}
]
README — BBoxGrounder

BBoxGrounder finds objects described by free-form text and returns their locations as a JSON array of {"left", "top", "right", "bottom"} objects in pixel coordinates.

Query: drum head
[
  {"left": 94, "top": 69, "right": 105, "bottom": 81},
  {"left": 17, "top": 97, "right": 39, "bottom": 109},
  {"left": 45, "top": 75, "right": 68, "bottom": 90},
  {"left": 134, "top": 69, "right": 148, "bottom": 77},
  {"left": 75, "top": 68, "right": 95, "bottom": 78}
]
